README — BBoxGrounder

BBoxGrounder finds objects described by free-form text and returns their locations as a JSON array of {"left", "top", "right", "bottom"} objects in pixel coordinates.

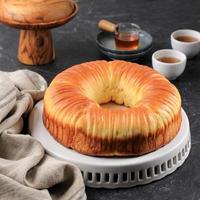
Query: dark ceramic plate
[
  {"left": 96, "top": 30, "right": 153, "bottom": 54},
  {"left": 99, "top": 45, "right": 152, "bottom": 61}
]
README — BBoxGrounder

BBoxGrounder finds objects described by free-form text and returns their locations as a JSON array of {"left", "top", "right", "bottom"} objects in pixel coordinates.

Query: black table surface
[{"left": 0, "top": 0, "right": 200, "bottom": 199}]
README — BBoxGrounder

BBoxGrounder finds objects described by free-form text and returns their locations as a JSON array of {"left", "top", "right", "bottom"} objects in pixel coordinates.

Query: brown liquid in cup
[
  {"left": 115, "top": 33, "right": 139, "bottom": 50},
  {"left": 176, "top": 36, "right": 199, "bottom": 42},
  {"left": 158, "top": 57, "right": 181, "bottom": 63}
]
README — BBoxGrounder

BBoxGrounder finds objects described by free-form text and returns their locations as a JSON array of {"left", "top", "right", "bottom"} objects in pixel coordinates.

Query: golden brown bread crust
[{"left": 43, "top": 60, "right": 182, "bottom": 156}]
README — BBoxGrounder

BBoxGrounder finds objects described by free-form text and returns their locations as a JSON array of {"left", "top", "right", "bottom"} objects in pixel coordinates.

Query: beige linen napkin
[{"left": 0, "top": 70, "right": 86, "bottom": 200}]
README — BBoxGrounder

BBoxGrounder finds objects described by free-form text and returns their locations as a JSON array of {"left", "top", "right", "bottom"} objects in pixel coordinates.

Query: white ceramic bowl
[
  {"left": 171, "top": 29, "right": 200, "bottom": 58},
  {"left": 152, "top": 49, "right": 187, "bottom": 80}
]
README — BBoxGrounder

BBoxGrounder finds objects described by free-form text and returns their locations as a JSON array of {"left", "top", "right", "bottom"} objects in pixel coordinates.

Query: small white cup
[
  {"left": 152, "top": 49, "right": 186, "bottom": 80},
  {"left": 171, "top": 29, "right": 200, "bottom": 58}
]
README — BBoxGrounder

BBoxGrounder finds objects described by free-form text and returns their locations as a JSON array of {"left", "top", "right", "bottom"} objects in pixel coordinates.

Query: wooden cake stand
[{"left": 0, "top": 0, "right": 78, "bottom": 65}]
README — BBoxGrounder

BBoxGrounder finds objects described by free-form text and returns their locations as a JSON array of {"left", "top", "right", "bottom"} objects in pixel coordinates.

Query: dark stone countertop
[{"left": 0, "top": 0, "right": 200, "bottom": 199}]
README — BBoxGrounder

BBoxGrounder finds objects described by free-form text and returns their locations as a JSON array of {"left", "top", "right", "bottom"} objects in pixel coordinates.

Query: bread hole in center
[{"left": 100, "top": 101, "right": 129, "bottom": 109}]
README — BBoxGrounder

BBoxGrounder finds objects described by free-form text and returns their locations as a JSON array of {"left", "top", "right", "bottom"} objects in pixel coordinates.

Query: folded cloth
[{"left": 0, "top": 70, "right": 86, "bottom": 200}]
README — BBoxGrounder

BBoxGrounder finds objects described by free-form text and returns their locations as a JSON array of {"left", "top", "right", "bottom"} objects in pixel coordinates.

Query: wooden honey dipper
[{"left": 98, "top": 19, "right": 117, "bottom": 33}]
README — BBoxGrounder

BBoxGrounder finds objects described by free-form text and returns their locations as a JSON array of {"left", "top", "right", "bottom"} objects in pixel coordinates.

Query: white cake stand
[{"left": 29, "top": 101, "right": 191, "bottom": 188}]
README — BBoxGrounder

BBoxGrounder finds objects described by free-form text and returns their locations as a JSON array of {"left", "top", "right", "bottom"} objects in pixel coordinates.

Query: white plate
[{"left": 29, "top": 101, "right": 191, "bottom": 188}]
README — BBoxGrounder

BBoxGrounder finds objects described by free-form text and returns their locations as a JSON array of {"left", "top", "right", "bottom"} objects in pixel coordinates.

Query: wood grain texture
[
  {"left": 0, "top": 0, "right": 78, "bottom": 29},
  {"left": 0, "top": 0, "right": 78, "bottom": 65},
  {"left": 18, "top": 30, "right": 55, "bottom": 65},
  {"left": 98, "top": 20, "right": 116, "bottom": 33}
]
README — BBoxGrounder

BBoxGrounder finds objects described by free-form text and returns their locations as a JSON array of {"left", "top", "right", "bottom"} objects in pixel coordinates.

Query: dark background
[{"left": 0, "top": 0, "right": 200, "bottom": 199}]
